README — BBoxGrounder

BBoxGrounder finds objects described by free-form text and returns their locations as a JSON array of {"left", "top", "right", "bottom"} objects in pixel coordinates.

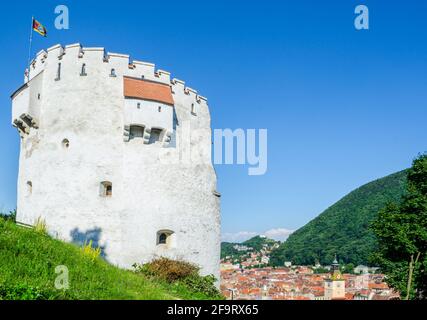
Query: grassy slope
[
  {"left": 0, "top": 220, "right": 216, "bottom": 300},
  {"left": 270, "top": 170, "right": 408, "bottom": 266}
]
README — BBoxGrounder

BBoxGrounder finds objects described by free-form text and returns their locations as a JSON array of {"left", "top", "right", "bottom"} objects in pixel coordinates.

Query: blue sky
[{"left": 0, "top": 1, "right": 426, "bottom": 242}]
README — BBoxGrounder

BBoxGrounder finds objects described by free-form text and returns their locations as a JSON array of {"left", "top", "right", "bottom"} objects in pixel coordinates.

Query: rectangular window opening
[
  {"left": 129, "top": 126, "right": 145, "bottom": 140},
  {"left": 149, "top": 128, "right": 162, "bottom": 144}
]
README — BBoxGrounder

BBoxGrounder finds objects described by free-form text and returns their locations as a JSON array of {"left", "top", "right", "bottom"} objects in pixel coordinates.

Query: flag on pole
[{"left": 32, "top": 18, "right": 47, "bottom": 37}]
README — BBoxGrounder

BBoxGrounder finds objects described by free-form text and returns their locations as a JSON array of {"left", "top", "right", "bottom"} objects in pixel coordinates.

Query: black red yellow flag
[{"left": 32, "top": 18, "right": 47, "bottom": 37}]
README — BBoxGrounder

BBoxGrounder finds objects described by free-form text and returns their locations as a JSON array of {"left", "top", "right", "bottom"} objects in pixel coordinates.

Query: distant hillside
[
  {"left": 221, "top": 236, "right": 278, "bottom": 259},
  {"left": 243, "top": 236, "right": 277, "bottom": 251},
  {"left": 270, "top": 170, "right": 408, "bottom": 266}
]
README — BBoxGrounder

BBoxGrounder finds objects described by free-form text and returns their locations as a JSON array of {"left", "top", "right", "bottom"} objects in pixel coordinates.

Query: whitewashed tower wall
[{"left": 11, "top": 43, "right": 220, "bottom": 279}]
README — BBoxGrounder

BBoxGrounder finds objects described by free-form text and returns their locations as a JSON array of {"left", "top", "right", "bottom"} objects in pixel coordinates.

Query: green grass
[{"left": 0, "top": 219, "right": 220, "bottom": 300}]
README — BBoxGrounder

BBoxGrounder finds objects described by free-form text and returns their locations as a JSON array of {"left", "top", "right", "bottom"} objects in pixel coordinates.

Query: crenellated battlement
[
  {"left": 26, "top": 43, "right": 208, "bottom": 104},
  {"left": 15, "top": 43, "right": 211, "bottom": 139}
]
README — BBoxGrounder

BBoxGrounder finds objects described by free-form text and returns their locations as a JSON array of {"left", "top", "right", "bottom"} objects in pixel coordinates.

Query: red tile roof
[
  {"left": 345, "top": 293, "right": 355, "bottom": 300},
  {"left": 369, "top": 282, "right": 389, "bottom": 290},
  {"left": 124, "top": 77, "right": 174, "bottom": 105}
]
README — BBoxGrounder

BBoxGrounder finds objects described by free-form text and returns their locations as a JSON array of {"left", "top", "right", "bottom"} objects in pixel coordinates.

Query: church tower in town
[{"left": 324, "top": 255, "right": 346, "bottom": 300}]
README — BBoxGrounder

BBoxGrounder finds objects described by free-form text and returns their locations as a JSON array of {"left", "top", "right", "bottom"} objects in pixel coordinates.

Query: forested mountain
[{"left": 270, "top": 170, "right": 408, "bottom": 266}]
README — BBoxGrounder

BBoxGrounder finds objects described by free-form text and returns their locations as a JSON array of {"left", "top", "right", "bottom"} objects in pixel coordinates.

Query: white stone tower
[{"left": 10, "top": 43, "right": 221, "bottom": 279}]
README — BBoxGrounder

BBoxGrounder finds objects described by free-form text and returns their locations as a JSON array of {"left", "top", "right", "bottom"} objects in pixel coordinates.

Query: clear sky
[{"left": 0, "top": 0, "right": 426, "bottom": 242}]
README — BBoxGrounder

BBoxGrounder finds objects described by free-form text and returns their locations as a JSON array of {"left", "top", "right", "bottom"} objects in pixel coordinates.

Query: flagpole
[{"left": 27, "top": 16, "right": 34, "bottom": 82}]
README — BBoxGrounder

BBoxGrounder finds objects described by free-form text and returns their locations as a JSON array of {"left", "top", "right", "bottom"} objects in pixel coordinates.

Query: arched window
[
  {"left": 100, "top": 181, "right": 112, "bottom": 197},
  {"left": 157, "top": 230, "right": 174, "bottom": 246},
  {"left": 158, "top": 233, "right": 167, "bottom": 244},
  {"left": 26, "top": 181, "right": 32, "bottom": 196},
  {"left": 110, "top": 68, "right": 116, "bottom": 77},
  {"left": 191, "top": 103, "right": 196, "bottom": 115},
  {"left": 62, "top": 138, "right": 70, "bottom": 149},
  {"left": 106, "top": 184, "right": 112, "bottom": 196},
  {"left": 80, "top": 63, "right": 87, "bottom": 76}
]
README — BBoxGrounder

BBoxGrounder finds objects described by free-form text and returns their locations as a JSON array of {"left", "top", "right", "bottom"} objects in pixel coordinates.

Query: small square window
[{"left": 129, "top": 125, "right": 144, "bottom": 140}]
